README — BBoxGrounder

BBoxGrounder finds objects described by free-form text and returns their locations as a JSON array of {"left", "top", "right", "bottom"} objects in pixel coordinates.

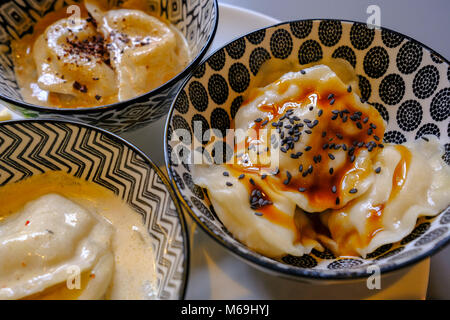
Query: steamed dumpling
[
  {"left": 86, "top": 1, "right": 189, "bottom": 100},
  {"left": 232, "top": 65, "right": 385, "bottom": 212},
  {"left": 193, "top": 164, "right": 322, "bottom": 258},
  {"left": 0, "top": 194, "right": 114, "bottom": 300},
  {"left": 33, "top": 18, "right": 117, "bottom": 106},
  {"left": 321, "top": 139, "right": 450, "bottom": 257}
]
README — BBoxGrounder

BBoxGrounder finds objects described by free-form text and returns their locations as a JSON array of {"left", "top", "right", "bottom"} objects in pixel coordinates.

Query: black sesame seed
[
  {"left": 327, "top": 93, "right": 334, "bottom": 100},
  {"left": 336, "top": 133, "right": 343, "bottom": 139},
  {"left": 298, "top": 187, "right": 307, "bottom": 192},
  {"left": 367, "top": 128, "right": 373, "bottom": 135},
  {"left": 226, "top": 182, "right": 233, "bottom": 186},
  {"left": 322, "top": 131, "right": 327, "bottom": 137},
  {"left": 329, "top": 98, "right": 335, "bottom": 105},
  {"left": 363, "top": 117, "right": 369, "bottom": 124},
  {"left": 249, "top": 178, "right": 256, "bottom": 185},
  {"left": 349, "top": 188, "right": 358, "bottom": 194},
  {"left": 254, "top": 212, "right": 263, "bottom": 216},
  {"left": 328, "top": 153, "right": 335, "bottom": 160},
  {"left": 342, "top": 115, "right": 348, "bottom": 122},
  {"left": 331, "top": 185, "right": 337, "bottom": 193},
  {"left": 299, "top": 164, "right": 303, "bottom": 172},
  {"left": 238, "top": 174, "right": 245, "bottom": 179},
  {"left": 304, "top": 119, "right": 311, "bottom": 123},
  {"left": 375, "top": 167, "right": 382, "bottom": 174},
  {"left": 322, "top": 143, "right": 329, "bottom": 150},
  {"left": 331, "top": 114, "right": 338, "bottom": 120},
  {"left": 335, "top": 197, "right": 340, "bottom": 205},
  {"left": 356, "top": 122, "right": 362, "bottom": 129},
  {"left": 305, "top": 146, "right": 312, "bottom": 151},
  {"left": 223, "top": 171, "right": 229, "bottom": 176},
  {"left": 305, "top": 130, "right": 312, "bottom": 134},
  {"left": 378, "top": 144, "right": 384, "bottom": 148},
  {"left": 421, "top": 136, "right": 429, "bottom": 142},
  {"left": 300, "top": 69, "right": 306, "bottom": 74},
  {"left": 347, "top": 85, "right": 352, "bottom": 92},
  {"left": 261, "top": 120, "right": 269, "bottom": 126},
  {"left": 329, "top": 167, "right": 334, "bottom": 174},
  {"left": 255, "top": 118, "right": 262, "bottom": 123},
  {"left": 318, "top": 109, "right": 323, "bottom": 117},
  {"left": 350, "top": 155, "right": 355, "bottom": 162}
]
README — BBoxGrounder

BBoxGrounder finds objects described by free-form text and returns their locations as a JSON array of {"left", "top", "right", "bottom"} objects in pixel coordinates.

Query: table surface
[{"left": 119, "top": 0, "right": 450, "bottom": 300}]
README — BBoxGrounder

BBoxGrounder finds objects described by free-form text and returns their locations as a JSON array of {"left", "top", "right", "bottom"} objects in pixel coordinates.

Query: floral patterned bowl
[
  {"left": 165, "top": 19, "right": 450, "bottom": 281},
  {"left": 0, "top": 119, "right": 189, "bottom": 299},
  {"left": 0, "top": 0, "right": 218, "bottom": 133}
]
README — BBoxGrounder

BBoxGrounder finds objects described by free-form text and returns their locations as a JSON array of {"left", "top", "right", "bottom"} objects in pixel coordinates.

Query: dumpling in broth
[
  {"left": 33, "top": 18, "right": 117, "bottom": 105},
  {"left": 0, "top": 194, "right": 114, "bottom": 300},
  {"left": 86, "top": 0, "right": 190, "bottom": 100}
]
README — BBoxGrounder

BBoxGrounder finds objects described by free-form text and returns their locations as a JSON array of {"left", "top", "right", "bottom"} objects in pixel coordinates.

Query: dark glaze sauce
[{"left": 229, "top": 74, "right": 385, "bottom": 212}]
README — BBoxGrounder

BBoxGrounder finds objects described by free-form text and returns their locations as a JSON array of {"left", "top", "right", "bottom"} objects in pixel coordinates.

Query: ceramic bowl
[
  {"left": 165, "top": 19, "right": 450, "bottom": 281},
  {"left": 0, "top": 0, "right": 218, "bottom": 133},
  {"left": 0, "top": 119, "right": 189, "bottom": 299}
]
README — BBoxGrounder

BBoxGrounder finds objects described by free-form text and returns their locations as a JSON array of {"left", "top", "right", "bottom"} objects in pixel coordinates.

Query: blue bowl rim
[
  {"left": 164, "top": 18, "right": 450, "bottom": 280},
  {"left": 0, "top": 118, "right": 191, "bottom": 299},
  {"left": 0, "top": 0, "right": 219, "bottom": 115}
]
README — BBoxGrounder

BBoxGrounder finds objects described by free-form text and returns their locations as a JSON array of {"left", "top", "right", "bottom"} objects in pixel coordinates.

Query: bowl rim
[
  {"left": 0, "top": 118, "right": 191, "bottom": 299},
  {"left": 0, "top": 0, "right": 219, "bottom": 115},
  {"left": 164, "top": 18, "right": 450, "bottom": 280}
]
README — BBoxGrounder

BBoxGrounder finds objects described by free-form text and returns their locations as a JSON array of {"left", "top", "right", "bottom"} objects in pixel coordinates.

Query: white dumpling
[
  {"left": 86, "top": 2, "right": 189, "bottom": 100},
  {"left": 0, "top": 194, "right": 114, "bottom": 300},
  {"left": 193, "top": 164, "right": 322, "bottom": 258},
  {"left": 33, "top": 18, "right": 117, "bottom": 104},
  {"left": 232, "top": 65, "right": 385, "bottom": 212},
  {"left": 321, "top": 138, "right": 450, "bottom": 257}
]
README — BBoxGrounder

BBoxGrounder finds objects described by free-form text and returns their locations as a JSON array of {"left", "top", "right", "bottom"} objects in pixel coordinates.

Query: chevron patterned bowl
[
  {"left": 0, "top": 119, "right": 189, "bottom": 299},
  {"left": 165, "top": 19, "right": 450, "bottom": 281},
  {"left": 0, "top": 0, "right": 218, "bottom": 133}
]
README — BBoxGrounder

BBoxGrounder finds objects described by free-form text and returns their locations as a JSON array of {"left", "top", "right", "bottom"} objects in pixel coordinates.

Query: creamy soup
[
  {"left": 12, "top": 0, "right": 190, "bottom": 108},
  {"left": 0, "top": 171, "right": 157, "bottom": 300}
]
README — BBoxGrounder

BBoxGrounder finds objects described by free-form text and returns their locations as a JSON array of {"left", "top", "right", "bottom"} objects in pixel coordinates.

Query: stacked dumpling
[{"left": 194, "top": 65, "right": 450, "bottom": 258}]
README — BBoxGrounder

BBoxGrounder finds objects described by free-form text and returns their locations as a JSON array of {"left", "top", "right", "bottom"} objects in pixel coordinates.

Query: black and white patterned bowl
[
  {"left": 165, "top": 19, "right": 450, "bottom": 281},
  {"left": 0, "top": 119, "right": 189, "bottom": 299},
  {"left": 0, "top": 0, "right": 218, "bottom": 134}
]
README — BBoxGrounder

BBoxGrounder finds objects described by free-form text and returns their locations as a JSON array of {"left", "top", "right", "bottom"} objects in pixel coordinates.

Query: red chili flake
[{"left": 25, "top": 220, "right": 30, "bottom": 226}]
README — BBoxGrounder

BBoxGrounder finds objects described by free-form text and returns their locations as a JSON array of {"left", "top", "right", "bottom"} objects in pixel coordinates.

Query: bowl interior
[
  {"left": 0, "top": 0, "right": 216, "bottom": 105},
  {"left": 0, "top": 120, "right": 189, "bottom": 299},
  {"left": 166, "top": 19, "right": 450, "bottom": 280}
]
